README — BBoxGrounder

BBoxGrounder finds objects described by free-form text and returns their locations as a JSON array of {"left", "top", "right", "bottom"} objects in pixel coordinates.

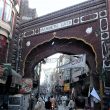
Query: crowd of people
[
  {"left": 33, "top": 95, "right": 77, "bottom": 110},
  {"left": 34, "top": 95, "right": 57, "bottom": 110}
]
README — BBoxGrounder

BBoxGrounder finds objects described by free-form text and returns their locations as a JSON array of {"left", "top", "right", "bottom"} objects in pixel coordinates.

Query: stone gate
[{"left": 17, "top": 0, "right": 110, "bottom": 95}]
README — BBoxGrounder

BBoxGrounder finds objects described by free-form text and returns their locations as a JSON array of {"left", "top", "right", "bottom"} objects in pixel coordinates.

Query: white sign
[
  {"left": 72, "top": 70, "right": 82, "bottom": 78},
  {"left": 58, "top": 54, "right": 86, "bottom": 69},
  {"left": 72, "top": 77, "right": 79, "bottom": 82},
  {"left": 40, "top": 19, "right": 72, "bottom": 33}
]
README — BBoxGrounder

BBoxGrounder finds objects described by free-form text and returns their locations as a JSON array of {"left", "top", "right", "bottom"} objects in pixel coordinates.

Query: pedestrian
[
  {"left": 61, "top": 95, "right": 67, "bottom": 107},
  {"left": 28, "top": 94, "right": 36, "bottom": 110},
  {"left": 45, "top": 97, "right": 51, "bottom": 110},
  {"left": 34, "top": 97, "right": 46, "bottom": 110},
  {"left": 68, "top": 98, "right": 75, "bottom": 110},
  {"left": 50, "top": 95, "right": 56, "bottom": 110}
]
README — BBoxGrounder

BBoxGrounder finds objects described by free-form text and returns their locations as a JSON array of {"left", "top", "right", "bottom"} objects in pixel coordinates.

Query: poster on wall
[{"left": 19, "top": 78, "right": 33, "bottom": 94}]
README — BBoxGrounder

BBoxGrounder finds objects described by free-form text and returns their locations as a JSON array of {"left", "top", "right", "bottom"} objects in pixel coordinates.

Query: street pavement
[
  {"left": 57, "top": 105, "right": 69, "bottom": 110},
  {"left": 57, "top": 105, "right": 84, "bottom": 110}
]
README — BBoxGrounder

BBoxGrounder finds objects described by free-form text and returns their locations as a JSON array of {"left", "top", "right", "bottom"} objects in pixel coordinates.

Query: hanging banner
[{"left": 57, "top": 54, "right": 86, "bottom": 69}]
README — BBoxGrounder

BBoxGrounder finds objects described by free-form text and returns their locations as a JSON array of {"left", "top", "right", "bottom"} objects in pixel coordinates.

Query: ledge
[{"left": 0, "top": 20, "right": 11, "bottom": 38}]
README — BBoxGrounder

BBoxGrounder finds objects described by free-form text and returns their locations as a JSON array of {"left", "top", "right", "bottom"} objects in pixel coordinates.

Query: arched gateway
[
  {"left": 17, "top": 0, "right": 110, "bottom": 101},
  {"left": 20, "top": 0, "right": 110, "bottom": 77},
  {"left": 24, "top": 36, "right": 97, "bottom": 77}
]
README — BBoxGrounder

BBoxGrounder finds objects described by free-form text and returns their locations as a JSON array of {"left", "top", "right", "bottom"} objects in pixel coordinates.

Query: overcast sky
[{"left": 29, "top": 0, "right": 88, "bottom": 17}]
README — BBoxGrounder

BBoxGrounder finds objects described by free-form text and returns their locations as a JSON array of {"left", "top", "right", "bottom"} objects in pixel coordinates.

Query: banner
[{"left": 58, "top": 54, "right": 86, "bottom": 69}]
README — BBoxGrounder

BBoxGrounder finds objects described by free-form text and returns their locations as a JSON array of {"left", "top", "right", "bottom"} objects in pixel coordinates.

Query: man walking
[{"left": 45, "top": 97, "right": 51, "bottom": 110}]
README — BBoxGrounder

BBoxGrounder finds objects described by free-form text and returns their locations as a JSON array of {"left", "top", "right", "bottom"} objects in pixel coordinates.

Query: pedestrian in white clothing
[
  {"left": 68, "top": 98, "right": 75, "bottom": 110},
  {"left": 61, "top": 95, "right": 67, "bottom": 107},
  {"left": 34, "top": 97, "right": 46, "bottom": 110}
]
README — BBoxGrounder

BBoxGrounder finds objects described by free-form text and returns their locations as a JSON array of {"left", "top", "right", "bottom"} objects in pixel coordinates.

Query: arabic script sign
[{"left": 58, "top": 54, "right": 86, "bottom": 69}]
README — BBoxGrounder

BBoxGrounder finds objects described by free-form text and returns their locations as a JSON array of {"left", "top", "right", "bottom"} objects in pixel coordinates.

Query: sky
[
  {"left": 29, "top": 0, "right": 88, "bottom": 17},
  {"left": 40, "top": 53, "right": 61, "bottom": 84}
]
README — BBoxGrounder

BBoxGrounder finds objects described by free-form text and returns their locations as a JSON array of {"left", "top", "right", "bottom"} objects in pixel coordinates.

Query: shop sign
[
  {"left": 40, "top": 20, "right": 72, "bottom": 33},
  {"left": 64, "top": 83, "right": 70, "bottom": 92}
]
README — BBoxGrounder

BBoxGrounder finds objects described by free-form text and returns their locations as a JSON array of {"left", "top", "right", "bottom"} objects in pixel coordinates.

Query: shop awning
[{"left": 11, "top": 69, "right": 22, "bottom": 78}]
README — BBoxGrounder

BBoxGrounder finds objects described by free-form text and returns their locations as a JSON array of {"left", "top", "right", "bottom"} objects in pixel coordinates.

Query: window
[
  {"left": 0, "top": 0, "right": 4, "bottom": 19},
  {"left": 0, "top": 0, "right": 15, "bottom": 31},
  {"left": 10, "top": 11, "right": 15, "bottom": 31},
  {"left": 3, "top": 0, "right": 12, "bottom": 22}
]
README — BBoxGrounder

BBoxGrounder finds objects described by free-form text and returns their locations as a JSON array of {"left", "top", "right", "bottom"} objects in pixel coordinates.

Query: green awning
[{"left": 11, "top": 69, "right": 22, "bottom": 78}]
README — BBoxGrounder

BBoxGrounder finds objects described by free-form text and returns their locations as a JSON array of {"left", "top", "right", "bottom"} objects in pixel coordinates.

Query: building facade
[
  {"left": 20, "top": 0, "right": 37, "bottom": 23},
  {"left": 0, "top": 0, "right": 21, "bottom": 64}
]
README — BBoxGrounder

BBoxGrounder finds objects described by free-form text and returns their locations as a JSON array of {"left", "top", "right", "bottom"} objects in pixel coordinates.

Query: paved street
[
  {"left": 58, "top": 105, "right": 69, "bottom": 110},
  {"left": 57, "top": 105, "right": 84, "bottom": 110}
]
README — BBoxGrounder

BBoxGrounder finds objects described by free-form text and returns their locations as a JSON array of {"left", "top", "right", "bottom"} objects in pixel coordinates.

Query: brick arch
[{"left": 23, "top": 38, "right": 97, "bottom": 78}]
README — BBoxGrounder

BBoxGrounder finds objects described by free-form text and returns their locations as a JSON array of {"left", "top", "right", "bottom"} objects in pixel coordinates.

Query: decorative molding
[
  {"left": 101, "top": 32, "right": 109, "bottom": 40},
  {"left": 53, "top": 32, "right": 57, "bottom": 38},
  {"left": 26, "top": 41, "right": 31, "bottom": 47},
  {"left": 103, "top": 59, "right": 110, "bottom": 69},
  {"left": 100, "top": 18, "right": 108, "bottom": 32},
  {"left": 99, "top": 10, "right": 107, "bottom": 18},
  {"left": 80, "top": 13, "right": 98, "bottom": 23},
  {"left": 86, "top": 27, "right": 93, "bottom": 34},
  {"left": 99, "top": 9, "right": 110, "bottom": 82},
  {"left": 73, "top": 18, "right": 80, "bottom": 25}
]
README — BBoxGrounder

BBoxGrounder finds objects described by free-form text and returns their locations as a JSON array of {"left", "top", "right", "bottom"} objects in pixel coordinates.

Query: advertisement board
[
  {"left": 58, "top": 54, "right": 86, "bottom": 69},
  {"left": 64, "top": 83, "right": 70, "bottom": 92}
]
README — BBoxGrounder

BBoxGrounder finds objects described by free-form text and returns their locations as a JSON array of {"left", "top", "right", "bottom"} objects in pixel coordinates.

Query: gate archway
[
  {"left": 19, "top": 0, "right": 110, "bottom": 79},
  {"left": 23, "top": 37, "right": 97, "bottom": 78}
]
